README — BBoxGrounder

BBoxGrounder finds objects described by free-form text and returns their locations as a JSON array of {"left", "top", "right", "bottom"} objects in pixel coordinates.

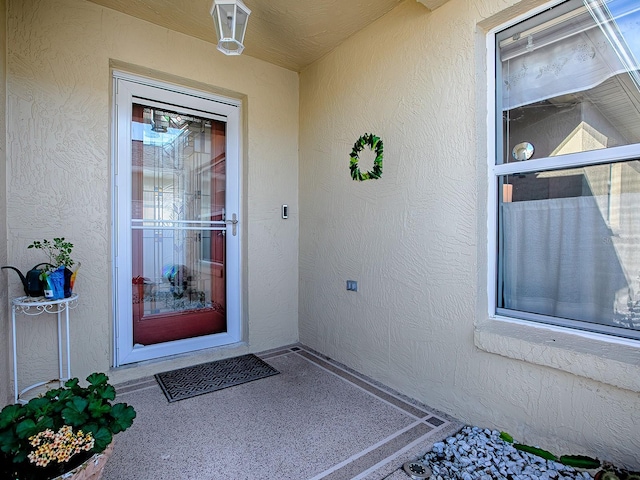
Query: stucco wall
[
  {"left": 6, "top": 0, "right": 299, "bottom": 388},
  {"left": 299, "top": 0, "right": 640, "bottom": 469},
  {"left": 0, "top": 0, "right": 9, "bottom": 407}
]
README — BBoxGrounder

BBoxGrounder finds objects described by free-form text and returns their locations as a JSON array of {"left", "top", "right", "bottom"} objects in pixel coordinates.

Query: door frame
[{"left": 111, "top": 71, "right": 243, "bottom": 367}]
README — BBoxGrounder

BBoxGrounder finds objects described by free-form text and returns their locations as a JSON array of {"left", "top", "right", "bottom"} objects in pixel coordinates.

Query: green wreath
[{"left": 349, "top": 133, "right": 383, "bottom": 181}]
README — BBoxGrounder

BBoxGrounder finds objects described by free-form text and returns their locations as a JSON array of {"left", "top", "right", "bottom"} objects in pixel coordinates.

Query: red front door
[{"left": 131, "top": 104, "right": 228, "bottom": 346}]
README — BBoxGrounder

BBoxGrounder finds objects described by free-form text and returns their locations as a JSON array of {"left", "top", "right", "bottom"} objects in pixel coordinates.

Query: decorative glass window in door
[{"left": 131, "top": 104, "right": 227, "bottom": 346}]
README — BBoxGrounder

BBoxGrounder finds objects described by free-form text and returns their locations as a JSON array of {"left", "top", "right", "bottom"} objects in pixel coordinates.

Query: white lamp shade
[{"left": 211, "top": 0, "right": 251, "bottom": 55}]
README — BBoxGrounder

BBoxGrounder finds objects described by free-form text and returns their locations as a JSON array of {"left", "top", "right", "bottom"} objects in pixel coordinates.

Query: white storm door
[{"left": 113, "top": 73, "right": 242, "bottom": 366}]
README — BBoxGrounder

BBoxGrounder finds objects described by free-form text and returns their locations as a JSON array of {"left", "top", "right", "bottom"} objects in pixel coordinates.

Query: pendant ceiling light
[{"left": 210, "top": 0, "right": 251, "bottom": 55}]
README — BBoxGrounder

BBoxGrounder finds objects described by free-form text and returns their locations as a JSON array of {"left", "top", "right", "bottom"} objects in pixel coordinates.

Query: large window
[{"left": 492, "top": 0, "right": 640, "bottom": 339}]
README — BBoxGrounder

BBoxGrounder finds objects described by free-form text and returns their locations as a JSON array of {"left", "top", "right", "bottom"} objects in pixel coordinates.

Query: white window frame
[{"left": 486, "top": 0, "right": 640, "bottom": 341}]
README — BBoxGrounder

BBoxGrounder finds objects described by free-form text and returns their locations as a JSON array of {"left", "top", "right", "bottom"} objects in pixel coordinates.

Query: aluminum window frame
[{"left": 486, "top": 0, "right": 640, "bottom": 341}]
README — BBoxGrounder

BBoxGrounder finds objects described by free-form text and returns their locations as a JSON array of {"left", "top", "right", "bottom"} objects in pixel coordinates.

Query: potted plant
[
  {"left": 0, "top": 373, "right": 136, "bottom": 480},
  {"left": 27, "top": 238, "right": 76, "bottom": 299}
]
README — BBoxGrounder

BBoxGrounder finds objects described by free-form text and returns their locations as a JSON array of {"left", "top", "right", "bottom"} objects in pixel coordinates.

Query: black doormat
[{"left": 155, "top": 354, "right": 279, "bottom": 403}]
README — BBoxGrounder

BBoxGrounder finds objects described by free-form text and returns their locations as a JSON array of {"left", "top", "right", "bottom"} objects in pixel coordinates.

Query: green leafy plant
[
  {"left": 500, "top": 431, "right": 601, "bottom": 469},
  {"left": 499, "top": 431, "right": 513, "bottom": 443},
  {"left": 0, "top": 373, "right": 136, "bottom": 480},
  {"left": 27, "top": 238, "right": 75, "bottom": 274},
  {"left": 513, "top": 443, "right": 558, "bottom": 461}
]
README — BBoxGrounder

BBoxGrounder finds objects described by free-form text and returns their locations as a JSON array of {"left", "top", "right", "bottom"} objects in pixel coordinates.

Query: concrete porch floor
[{"left": 103, "top": 345, "right": 463, "bottom": 480}]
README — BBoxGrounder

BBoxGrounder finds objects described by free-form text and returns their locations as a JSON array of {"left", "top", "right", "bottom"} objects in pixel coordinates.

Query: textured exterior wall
[
  {"left": 0, "top": 0, "right": 9, "bottom": 407},
  {"left": 299, "top": 0, "right": 640, "bottom": 470},
  {"left": 6, "top": 0, "right": 299, "bottom": 387}
]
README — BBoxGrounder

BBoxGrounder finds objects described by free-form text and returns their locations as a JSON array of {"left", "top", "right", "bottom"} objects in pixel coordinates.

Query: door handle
[{"left": 225, "top": 213, "right": 238, "bottom": 236}]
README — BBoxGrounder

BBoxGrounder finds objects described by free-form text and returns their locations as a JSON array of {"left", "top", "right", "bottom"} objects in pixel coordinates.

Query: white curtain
[
  {"left": 501, "top": 196, "right": 630, "bottom": 326},
  {"left": 500, "top": 0, "right": 640, "bottom": 110}
]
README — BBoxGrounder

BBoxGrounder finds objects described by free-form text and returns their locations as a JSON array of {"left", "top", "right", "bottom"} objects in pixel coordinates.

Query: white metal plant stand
[{"left": 11, "top": 294, "right": 79, "bottom": 403}]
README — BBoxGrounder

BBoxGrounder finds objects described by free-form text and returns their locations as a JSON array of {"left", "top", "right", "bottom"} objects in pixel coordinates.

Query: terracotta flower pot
[{"left": 52, "top": 441, "right": 114, "bottom": 480}]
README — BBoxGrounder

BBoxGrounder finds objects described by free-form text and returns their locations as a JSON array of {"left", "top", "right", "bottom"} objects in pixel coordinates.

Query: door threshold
[{"left": 108, "top": 341, "right": 248, "bottom": 386}]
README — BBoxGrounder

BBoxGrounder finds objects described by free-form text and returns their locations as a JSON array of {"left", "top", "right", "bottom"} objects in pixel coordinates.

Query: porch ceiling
[{"left": 85, "top": 0, "right": 447, "bottom": 71}]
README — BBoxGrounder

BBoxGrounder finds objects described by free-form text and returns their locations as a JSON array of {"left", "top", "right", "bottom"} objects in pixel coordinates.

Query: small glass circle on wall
[{"left": 349, "top": 133, "right": 383, "bottom": 181}]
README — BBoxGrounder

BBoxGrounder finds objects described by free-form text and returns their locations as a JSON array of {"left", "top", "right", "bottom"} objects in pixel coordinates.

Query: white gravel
[{"left": 415, "top": 426, "right": 594, "bottom": 480}]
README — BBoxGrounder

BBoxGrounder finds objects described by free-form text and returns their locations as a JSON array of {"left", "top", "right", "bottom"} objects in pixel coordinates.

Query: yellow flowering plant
[
  {"left": 27, "top": 425, "right": 95, "bottom": 468},
  {"left": 0, "top": 373, "right": 135, "bottom": 480}
]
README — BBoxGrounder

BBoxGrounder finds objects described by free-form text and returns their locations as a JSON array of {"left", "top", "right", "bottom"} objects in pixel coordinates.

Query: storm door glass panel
[{"left": 131, "top": 104, "right": 227, "bottom": 346}]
